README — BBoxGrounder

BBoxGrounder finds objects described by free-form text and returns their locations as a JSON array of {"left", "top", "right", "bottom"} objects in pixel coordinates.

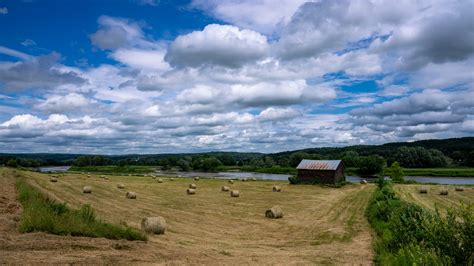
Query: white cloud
[
  {"left": 165, "top": 24, "right": 269, "bottom": 68},
  {"left": 191, "top": 0, "right": 308, "bottom": 34},
  {"left": 0, "top": 7, "right": 7, "bottom": 14},
  {"left": 111, "top": 48, "right": 170, "bottom": 71},
  {"left": 36, "top": 93, "right": 94, "bottom": 113}
]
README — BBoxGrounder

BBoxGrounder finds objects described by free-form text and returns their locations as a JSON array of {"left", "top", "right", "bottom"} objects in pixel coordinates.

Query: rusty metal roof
[{"left": 296, "top": 160, "right": 342, "bottom": 170}]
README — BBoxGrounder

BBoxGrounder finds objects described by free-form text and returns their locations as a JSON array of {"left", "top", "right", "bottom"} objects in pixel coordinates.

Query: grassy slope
[
  {"left": 20, "top": 169, "right": 375, "bottom": 264},
  {"left": 393, "top": 184, "right": 474, "bottom": 212},
  {"left": 4, "top": 168, "right": 146, "bottom": 241}
]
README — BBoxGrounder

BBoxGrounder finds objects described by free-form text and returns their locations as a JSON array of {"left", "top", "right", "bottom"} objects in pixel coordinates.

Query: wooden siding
[{"left": 297, "top": 164, "right": 345, "bottom": 184}]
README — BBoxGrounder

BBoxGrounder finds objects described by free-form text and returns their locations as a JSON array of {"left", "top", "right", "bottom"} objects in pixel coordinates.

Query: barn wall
[
  {"left": 297, "top": 164, "right": 345, "bottom": 184},
  {"left": 297, "top": 169, "right": 337, "bottom": 184}
]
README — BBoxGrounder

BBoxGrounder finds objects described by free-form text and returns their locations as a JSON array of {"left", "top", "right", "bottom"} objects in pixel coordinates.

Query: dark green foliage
[
  {"left": 16, "top": 177, "right": 146, "bottom": 241},
  {"left": 288, "top": 175, "right": 301, "bottom": 184},
  {"left": 366, "top": 181, "right": 474, "bottom": 264},
  {"left": 391, "top": 146, "right": 448, "bottom": 168},
  {"left": 357, "top": 155, "right": 385, "bottom": 176}
]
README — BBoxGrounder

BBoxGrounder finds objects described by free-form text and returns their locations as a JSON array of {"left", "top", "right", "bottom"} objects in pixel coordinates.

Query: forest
[{"left": 1, "top": 137, "right": 473, "bottom": 175}]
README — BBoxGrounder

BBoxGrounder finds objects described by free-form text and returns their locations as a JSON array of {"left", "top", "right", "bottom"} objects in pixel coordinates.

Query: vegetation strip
[
  {"left": 15, "top": 174, "right": 147, "bottom": 241},
  {"left": 366, "top": 178, "right": 473, "bottom": 264}
]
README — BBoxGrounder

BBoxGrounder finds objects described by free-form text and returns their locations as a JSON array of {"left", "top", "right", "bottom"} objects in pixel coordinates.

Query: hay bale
[
  {"left": 151, "top": 175, "right": 156, "bottom": 179},
  {"left": 170, "top": 178, "right": 175, "bottom": 181},
  {"left": 117, "top": 183, "right": 125, "bottom": 189},
  {"left": 104, "top": 176, "right": 109, "bottom": 180},
  {"left": 455, "top": 187, "right": 464, "bottom": 192},
  {"left": 126, "top": 191, "right": 137, "bottom": 199},
  {"left": 439, "top": 189, "right": 448, "bottom": 195},
  {"left": 50, "top": 176, "right": 58, "bottom": 182},
  {"left": 187, "top": 188, "right": 196, "bottom": 195},
  {"left": 252, "top": 177, "right": 257, "bottom": 181},
  {"left": 419, "top": 187, "right": 428, "bottom": 194},
  {"left": 83, "top": 186, "right": 92, "bottom": 193},
  {"left": 100, "top": 175, "right": 105, "bottom": 179},
  {"left": 360, "top": 179, "right": 368, "bottom": 185},
  {"left": 189, "top": 183, "right": 197, "bottom": 189},
  {"left": 157, "top": 178, "right": 163, "bottom": 183},
  {"left": 141, "top": 216, "right": 166, "bottom": 235},
  {"left": 87, "top": 174, "right": 91, "bottom": 178},
  {"left": 194, "top": 177, "right": 200, "bottom": 181},
  {"left": 265, "top": 206, "right": 283, "bottom": 219},
  {"left": 230, "top": 190, "right": 240, "bottom": 197},
  {"left": 272, "top": 185, "right": 281, "bottom": 192},
  {"left": 221, "top": 186, "right": 230, "bottom": 192},
  {"left": 241, "top": 178, "right": 248, "bottom": 182},
  {"left": 228, "top": 179, "right": 234, "bottom": 184}
]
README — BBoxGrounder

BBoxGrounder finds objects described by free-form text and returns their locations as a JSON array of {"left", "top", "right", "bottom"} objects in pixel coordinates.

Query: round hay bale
[
  {"left": 189, "top": 183, "right": 197, "bottom": 189},
  {"left": 228, "top": 179, "right": 234, "bottom": 184},
  {"left": 272, "top": 185, "right": 281, "bottom": 192},
  {"left": 104, "top": 176, "right": 109, "bottom": 180},
  {"left": 151, "top": 175, "right": 156, "bottom": 179},
  {"left": 241, "top": 178, "right": 248, "bottom": 182},
  {"left": 157, "top": 178, "right": 163, "bottom": 183},
  {"left": 83, "top": 186, "right": 92, "bottom": 193},
  {"left": 100, "top": 175, "right": 105, "bottom": 179},
  {"left": 252, "top": 177, "right": 257, "bottom": 181},
  {"left": 455, "top": 187, "right": 464, "bottom": 192},
  {"left": 419, "top": 187, "right": 428, "bottom": 194},
  {"left": 141, "top": 216, "right": 166, "bottom": 235},
  {"left": 126, "top": 191, "right": 137, "bottom": 199},
  {"left": 194, "top": 177, "right": 200, "bottom": 181},
  {"left": 230, "top": 190, "right": 240, "bottom": 197},
  {"left": 50, "top": 176, "right": 58, "bottom": 182},
  {"left": 221, "top": 185, "right": 230, "bottom": 192},
  {"left": 187, "top": 188, "right": 196, "bottom": 195},
  {"left": 265, "top": 206, "right": 283, "bottom": 219},
  {"left": 360, "top": 179, "right": 368, "bottom": 185},
  {"left": 117, "top": 183, "right": 125, "bottom": 189},
  {"left": 170, "top": 178, "right": 175, "bottom": 181},
  {"left": 87, "top": 174, "right": 91, "bottom": 178},
  {"left": 439, "top": 189, "right": 448, "bottom": 195}
]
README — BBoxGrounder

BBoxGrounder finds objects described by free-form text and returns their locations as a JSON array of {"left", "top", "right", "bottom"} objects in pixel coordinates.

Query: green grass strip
[{"left": 16, "top": 176, "right": 147, "bottom": 241}]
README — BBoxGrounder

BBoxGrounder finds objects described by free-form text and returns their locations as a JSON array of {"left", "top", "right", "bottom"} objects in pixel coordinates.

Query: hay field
[
  {"left": 7, "top": 169, "right": 375, "bottom": 264},
  {"left": 393, "top": 184, "right": 474, "bottom": 212}
]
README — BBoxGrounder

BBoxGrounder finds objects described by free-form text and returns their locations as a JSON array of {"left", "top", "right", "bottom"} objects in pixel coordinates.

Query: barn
[{"left": 296, "top": 160, "right": 345, "bottom": 184}]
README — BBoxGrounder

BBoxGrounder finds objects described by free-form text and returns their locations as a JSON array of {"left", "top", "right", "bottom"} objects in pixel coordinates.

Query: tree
[
  {"left": 342, "top": 150, "right": 360, "bottom": 167},
  {"left": 289, "top": 152, "right": 311, "bottom": 167},
  {"left": 200, "top": 157, "right": 222, "bottom": 171},
  {"left": 6, "top": 159, "right": 18, "bottom": 168},
  {"left": 386, "top": 161, "right": 404, "bottom": 182},
  {"left": 357, "top": 155, "right": 385, "bottom": 176}
]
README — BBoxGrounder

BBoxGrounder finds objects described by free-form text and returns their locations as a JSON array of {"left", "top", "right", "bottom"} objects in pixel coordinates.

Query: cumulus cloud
[
  {"left": 0, "top": 51, "right": 85, "bottom": 91},
  {"left": 90, "top": 16, "right": 146, "bottom": 50},
  {"left": 191, "top": 0, "right": 308, "bottom": 34},
  {"left": 36, "top": 93, "right": 95, "bottom": 113},
  {"left": 165, "top": 24, "right": 269, "bottom": 68}
]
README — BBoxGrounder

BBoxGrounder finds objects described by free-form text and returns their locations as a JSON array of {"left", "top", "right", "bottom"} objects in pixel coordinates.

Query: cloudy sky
[{"left": 0, "top": 0, "right": 473, "bottom": 154}]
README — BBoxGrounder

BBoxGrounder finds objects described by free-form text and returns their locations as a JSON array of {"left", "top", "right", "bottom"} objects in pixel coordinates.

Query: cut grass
[
  {"left": 16, "top": 175, "right": 146, "bottom": 241},
  {"left": 69, "top": 165, "right": 154, "bottom": 174}
]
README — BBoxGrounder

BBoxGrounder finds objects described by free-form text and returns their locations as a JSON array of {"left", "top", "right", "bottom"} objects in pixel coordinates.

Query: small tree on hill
[{"left": 386, "top": 161, "right": 404, "bottom": 183}]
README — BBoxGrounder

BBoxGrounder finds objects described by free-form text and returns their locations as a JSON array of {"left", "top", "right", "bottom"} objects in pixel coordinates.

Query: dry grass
[
  {"left": 393, "top": 184, "right": 474, "bottom": 212},
  {"left": 11, "top": 169, "right": 376, "bottom": 264}
]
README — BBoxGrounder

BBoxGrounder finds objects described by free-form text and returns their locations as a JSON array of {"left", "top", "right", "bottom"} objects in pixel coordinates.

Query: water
[
  {"left": 37, "top": 166, "right": 71, "bottom": 173},
  {"left": 155, "top": 171, "right": 474, "bottom": 185}
]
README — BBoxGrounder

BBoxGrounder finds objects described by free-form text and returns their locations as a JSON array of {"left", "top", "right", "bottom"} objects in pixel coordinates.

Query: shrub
[
  {"left": 366, "top": 180, "right": 474, "bottom": 264},
  {"left": 288, "top": 175, "right": 301, "bottom": 184}
]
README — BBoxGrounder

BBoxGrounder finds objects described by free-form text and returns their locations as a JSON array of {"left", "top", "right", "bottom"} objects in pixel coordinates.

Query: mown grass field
[
  {"left": 393, "top": 184, "right": 474, "bottom": 212},
  {"left": 14, "top": 169, "right": 375, "bottom": 264}
]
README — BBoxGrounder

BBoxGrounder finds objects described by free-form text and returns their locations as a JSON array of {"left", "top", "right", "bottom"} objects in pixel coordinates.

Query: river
[{"left": 36, "top": 167, "right": 474, "bottom": 185}]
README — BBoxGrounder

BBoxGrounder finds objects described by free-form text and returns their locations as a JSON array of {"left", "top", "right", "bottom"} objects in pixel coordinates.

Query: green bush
[
  {"left": 366, "top": 180, "right": 474, "bottom": 264},
  {"left": 16, "top": 177, "right": 146, "bottom": 241},
  {"left": 288, "top": 175, "right": 301, "bottom": 184}
]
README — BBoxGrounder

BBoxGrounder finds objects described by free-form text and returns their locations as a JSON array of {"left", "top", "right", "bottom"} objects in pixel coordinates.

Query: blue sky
[{"left": 0, "top": 0, "right": 473, "bottom": 154}]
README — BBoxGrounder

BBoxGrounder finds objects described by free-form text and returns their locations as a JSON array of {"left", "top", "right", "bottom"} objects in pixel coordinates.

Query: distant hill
[{"left": 1, "top": 137, "right": 473, "bottom": 166}]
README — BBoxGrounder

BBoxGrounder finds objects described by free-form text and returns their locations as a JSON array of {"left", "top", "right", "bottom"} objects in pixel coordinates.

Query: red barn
[{"left": 296, "top": 160, "right": 345, "bottom": 184}]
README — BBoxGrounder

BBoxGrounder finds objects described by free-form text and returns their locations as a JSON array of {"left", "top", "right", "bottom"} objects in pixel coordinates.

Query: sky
[{"left": 0, "top": 0, "right": 473, "bottom": 154}]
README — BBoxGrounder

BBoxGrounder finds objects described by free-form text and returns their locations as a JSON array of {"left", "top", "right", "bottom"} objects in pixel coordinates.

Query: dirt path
[{"left": 0, "top": 169, "right": 159, "bottom": 264}]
